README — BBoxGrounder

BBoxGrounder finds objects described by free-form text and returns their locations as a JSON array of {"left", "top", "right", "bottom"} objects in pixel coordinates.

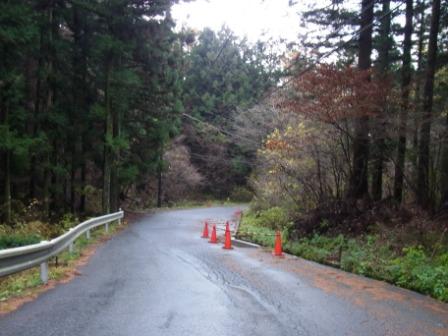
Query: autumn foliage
[
  {"left": 253, "top": 65, "right": 397, "bottom": 212},
  {"left": 281, "top": 65, "right": 390, "bottom": 124}
]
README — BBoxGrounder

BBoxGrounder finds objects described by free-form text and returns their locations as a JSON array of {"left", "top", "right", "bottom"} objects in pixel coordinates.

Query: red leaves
[{"left": 281, "top": 65, "right": 391, "bottom": 124}]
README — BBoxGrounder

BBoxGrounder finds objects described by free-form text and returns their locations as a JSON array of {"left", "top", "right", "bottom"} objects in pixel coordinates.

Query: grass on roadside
[
  {"left": 166, "top": 199, "right": 245, "bottom": 209},
  {"left": 237, "top": 210, "right": 448, "bottom": 302}
]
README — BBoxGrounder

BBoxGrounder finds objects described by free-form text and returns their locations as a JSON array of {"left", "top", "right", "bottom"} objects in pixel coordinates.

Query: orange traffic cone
[
  {"left": 201, "top": 221, "right": 209, "bottom": 238},
  {"left": 209, "top": 225, "right": 217, "bottom": 244},
  {"left": 223, "top": 225, "right": 233, "bottom": 250},
  {"left": 273, "top": 231, "right": 283, "bottom": 257}
]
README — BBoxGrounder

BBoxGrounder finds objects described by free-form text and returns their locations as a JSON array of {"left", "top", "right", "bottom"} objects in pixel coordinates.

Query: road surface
[{"left": 1, "top": 206, "right": 447, "bottom": 336}]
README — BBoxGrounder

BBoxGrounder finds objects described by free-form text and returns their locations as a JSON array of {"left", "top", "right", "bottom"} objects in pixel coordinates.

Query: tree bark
[
  {"left": 157, "top": 145, "right": 163, "bottom": 208},
  {"left": 43, "top": 4, "right": 55, "bottom": 218},
  {"left": 417, "top": 0, "right": 440, "bottom": 208},
  {"left": 102, "top": 60, "right": 113, "bottom": 214},
  {"left": 412, "top": 0, "right": 427, "bottom": 166},
  {"left": 4, "top": 151, "right": 11, "bottom": 224},
  {"left": 71, "top": 5, "right": 88, "bottom": 214},
  {"left": 371, "top": 0, "right": 392, "bottom": 201},
  {"left": 110, "top": 106, "right": 120, "bottom": 212},
  {"left": 348, "top": 0, "right": 374, "bottom": 200},
  {"left": 441, "top": 113, "right": 448, "bottom": 208},
  {"left": 29, "top": 13, "right": 47, "bottom": 201},
  {"left": 26, "top": 56, "right": 39, "bottom": 201},
  {"left": 80, "top": 137, "right": 87, "bottom": 213},
  {"left": 157, "top": 166, "right": 163, "bottom": 208},
  {"left": 3, "top": 105, "right": 12, "bottom": 224},
  {"left": 393, "top": 0, "right": 413, "bottom": 203}
]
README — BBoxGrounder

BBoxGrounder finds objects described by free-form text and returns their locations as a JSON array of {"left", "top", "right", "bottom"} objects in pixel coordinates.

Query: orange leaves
[
  {"left": 265, "top": 138, "right": 290, "bottom": 151},
  {"left": 281, "top": 65, "right": 391, "bottom": 124}
]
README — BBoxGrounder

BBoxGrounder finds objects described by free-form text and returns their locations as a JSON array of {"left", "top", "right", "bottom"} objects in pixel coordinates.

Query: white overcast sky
[
  {"left": 171, "top": 0, "right": 308, "bottom": 43},
  {"left": 171, "top": 0, "right": 407, "bottom": 62}
]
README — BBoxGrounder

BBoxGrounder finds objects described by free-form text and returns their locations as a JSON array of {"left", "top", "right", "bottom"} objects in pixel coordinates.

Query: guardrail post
[
  {"left": 86, "top": 229, "right": 91, "bottom": 240},
  {"left": 68, "top": 228, "right": 75, "bottom": 253},
  {"left": 40, "top": 262, "right": 49, "bottom": 284},
  {"left": 105, "top": 222, "right": 109, "bottom": 233},
  {"left": 118, "top": 208, "right": 122, "bottom": 225}
]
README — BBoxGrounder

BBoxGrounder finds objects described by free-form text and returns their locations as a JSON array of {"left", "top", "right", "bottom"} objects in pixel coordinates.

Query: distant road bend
[{"left": 1, "top": 207, "right": 447, "bottom": 336}]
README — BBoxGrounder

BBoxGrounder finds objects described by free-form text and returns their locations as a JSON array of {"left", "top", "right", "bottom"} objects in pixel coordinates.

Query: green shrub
[
  {"left": 0, "top": 213, "right": 81, "bottom": 250},
  {"left": 249, "top": 207, "right": 290, "bottom": 230},
  {"left": 59, "top": 213, "right": 78, "bottom": 231},
  {"left": 237, "top": 220, "right": 276, "bottom": 247},
  {"left": 387, "top": 247, "right": 448, "bottom": 301},
  {"left": 0, "top": 233, "right": 42, "bottom": 249},
  {"left": 283, "top": 234, "right": 343, "bottom": 264},
  {"left": 13, "top": 220, "right": 60, "bottom": 239},
  {"left": 229, "top": 186, "right": 253, "bottom": 202}
]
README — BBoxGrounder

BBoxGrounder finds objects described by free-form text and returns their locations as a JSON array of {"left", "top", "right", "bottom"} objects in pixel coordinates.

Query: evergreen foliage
[{"left": 0, "top": 0, "right": 183, "bottom": 221}]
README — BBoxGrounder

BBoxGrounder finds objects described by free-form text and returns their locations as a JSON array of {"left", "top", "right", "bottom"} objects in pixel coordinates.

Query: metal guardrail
[{"left": 0, "top": 210, "right": 124, "bottom": 284}]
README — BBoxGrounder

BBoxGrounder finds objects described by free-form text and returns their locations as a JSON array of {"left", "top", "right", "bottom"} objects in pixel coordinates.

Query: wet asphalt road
[{"left": 1, "top": 206, "right": 447, "bottom": 336}]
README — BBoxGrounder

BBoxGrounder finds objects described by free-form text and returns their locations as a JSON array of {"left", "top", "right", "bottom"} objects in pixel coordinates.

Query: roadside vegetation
[
  {"left": 237, "top": 208, "right": 448, "bottom": 302},
  {"left": 0, "top": 213, "right": 79, "bottom": 249},
  {"left": 161, "top": 199, "right": 248, "bottom": 210},
  {"left": 0, "top": 219, "right": 124, "bottom": 309}
]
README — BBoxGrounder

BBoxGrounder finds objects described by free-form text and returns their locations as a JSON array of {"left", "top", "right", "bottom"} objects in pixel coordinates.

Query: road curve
[{"left": 1, "top": 206, "right": 447, "bottom": 336}]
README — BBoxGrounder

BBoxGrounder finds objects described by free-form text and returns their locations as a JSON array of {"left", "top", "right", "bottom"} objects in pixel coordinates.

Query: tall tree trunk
[
  {"left": 49, "top": 140, "right": 59, "bottom": 214},
  {"left": 417, "top": 0, "right": 441, "bottom": 209},
  {"left": 29, "top": 28, "right": 46, "bottom": 201},
  {"left": 393, "top": 0, "right": 413, "bottom": 203},
  {"left": 102, "top": 60, "right": 113, "bottom": 214},
  {"left": 43, "top": 151, "right": 51, "bottom": 217},
  {"left": 441, "top": 114, "right": 448, "bottom": 209},
  {"left": 371, "top": 0, "right": 392, "bottom": 201},
  {"left": 70, "top": 152, "right": 77, "bottom": 213},
  {"left": 71, "top": 5, "right": 87, "bottom": 214},
  {"left": 157, "top": 165, "right": 163, "bottom": 208},
  {"left": 348, "top": 0, "right": 374, "bottom": 200},
  {"left": 412, "top": 0, "right": 427, "bottom": 166},
  {"left": 4, "top": 150, "right": 11, "bottom": 224},
  {"left": 3, "top": 105, "right": 12, "bottom": 224},
  {"left": 80, "top": 136, "right": 87, "bottom": 213},
  {"left": 26, "top": 56, "right": 39, "bottom": 201},
  {"left": 110, "top": 167, "right": 118, "bottom": 212},
  {"left": 110, "top": 107, "right": 120, "bottom": 212},
  {"left": 43, "top": 4, "right": 55, "bottom": 218},
  {"left": 157, "top": 145, "right": 163, "bottom": 208}
]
